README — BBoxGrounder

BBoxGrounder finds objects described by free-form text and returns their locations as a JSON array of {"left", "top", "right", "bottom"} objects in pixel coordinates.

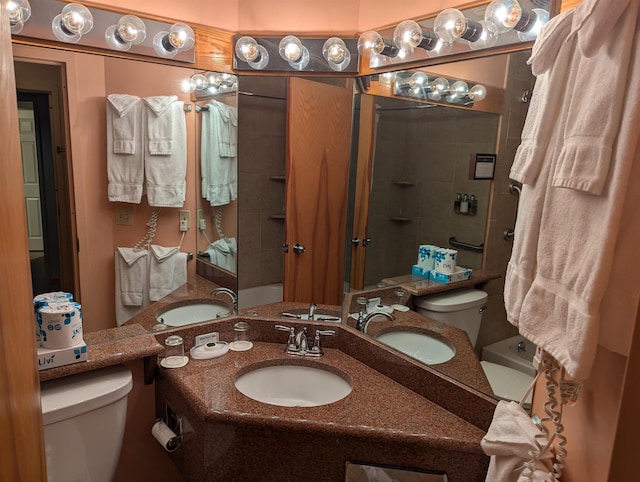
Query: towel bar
[{"left": 449, "top": 237, "right": 484, "bottom": 253}]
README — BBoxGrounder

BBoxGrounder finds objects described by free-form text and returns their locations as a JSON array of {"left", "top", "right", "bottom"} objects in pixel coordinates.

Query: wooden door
[
  {"left": 349, "top": 94, "right": 377, "bottom": 291},
  {"left": 284, "top": 78, "right": 352, "bottom": 305},
  {"left": 0, "top": 2, "right": 47, "bottom": 480}
]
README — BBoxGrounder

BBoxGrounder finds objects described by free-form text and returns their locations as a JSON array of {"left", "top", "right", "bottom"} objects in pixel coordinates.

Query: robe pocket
[
  {"left": 551, "top": 138, "right": 612, "bottom": 196},
  {"left": 148, "top": 140, "right": 173, "bottom": 155}
]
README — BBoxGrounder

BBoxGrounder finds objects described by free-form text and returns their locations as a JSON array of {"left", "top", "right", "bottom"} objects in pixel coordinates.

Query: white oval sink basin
[
  {"left": 156, "top": 303, "right": 230, "bottom": 327},
  {"left": 375, "top": 331, "right": 455, "bottom": 365},
  {"left": 235, "top": 364, "right": 352, "bottom": 407}
]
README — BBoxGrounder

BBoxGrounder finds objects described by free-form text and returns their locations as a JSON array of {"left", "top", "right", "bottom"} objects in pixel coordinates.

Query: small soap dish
[{"left": 190, "top": 341, "right": 230, "bottom": 360}]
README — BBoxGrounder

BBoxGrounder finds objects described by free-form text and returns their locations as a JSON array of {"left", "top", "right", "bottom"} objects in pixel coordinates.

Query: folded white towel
[
  {"left": 481, "top": 401, "right": 553, "bottom": 482},
  {"left": 115, "top": 248, "right": 149, "bottom": 326},
  {"left": 107, "top": 94, "right": 143, "bottom": 203},
  {"left": 149, "top": 245, "right": 187, "bottom": 301},
  {"left": 211, "top": 100, "right": 237, "bottom": 158},
  {"left": 144, "top": 96, "right": 187, "bottom": 207},
  {"left": 202, "top": 102, "right": 238, "bottom": 206},
  {"left": 205, "top": 237, "right": 237, "bottom": 273}
]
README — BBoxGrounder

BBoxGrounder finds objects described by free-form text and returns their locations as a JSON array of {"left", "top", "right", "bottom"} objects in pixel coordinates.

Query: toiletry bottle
[
  {"left": 454, "top": 193, "right": 462, "bottom": 214},
  {"left": 460, "top": 194, "right": 469, "bottom": 214},
  {"left": 470, "top": 194, "right": 477, "bottom": 215}
]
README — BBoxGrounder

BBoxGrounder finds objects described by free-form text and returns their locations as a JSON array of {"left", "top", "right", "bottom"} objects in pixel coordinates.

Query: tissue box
[
  {"left": 412, "top": 265, "right": 431, "bottom": 279},
  {"left": 429, "top": 267, "right": 473, "bottom": 284},
  {"left": 37, "top": 342, "right": 87, "bottom": 371}
]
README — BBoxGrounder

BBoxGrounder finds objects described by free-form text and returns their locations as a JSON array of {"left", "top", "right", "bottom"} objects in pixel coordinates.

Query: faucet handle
[
  {"left": 275, "top": 325, "right": 297, "bottom": 353},
  {"left": 307, "top": 329, "right": 336, "bottom": 357},
  {"left": 275, "top": 324, "right": 293, "bottom": 332},
  {"left": 316, "top": 329, "right": 336, "bottom": 337}
]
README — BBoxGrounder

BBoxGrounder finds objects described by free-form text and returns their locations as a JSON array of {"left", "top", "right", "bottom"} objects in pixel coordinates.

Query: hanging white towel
[
  {"left": 504, "top": 0, "right": 640, "bottom": 379},
  {"left": 205, "top": 237, "right": 237, "bottom": 273},
  {"left": 107, "top": 94, "right": 143, "bottom": 203},
  {"left": 144, "top": 96, "right": 187, "bottom": 207},
  {"left": 481, "top": 401, "right": 553, "bottom": 482},
  {"left": 115, "top": 248, "right": 149, "bottom": 326},
  {"left": 149, "top": 245, "right": 188, "bottom": 302},
  {"left": 201, "top": 101, "right": 238, "bottom": 206}
]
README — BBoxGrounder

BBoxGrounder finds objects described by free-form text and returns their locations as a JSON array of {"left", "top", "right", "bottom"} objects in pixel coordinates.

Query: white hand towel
[
  {"left": 211, "top": 100, "right": 237, "bottom": 158},
  {"left": 115, "top": 248, "right": 149, "bottom": 326},
  {"left": 481, "top": 401, "right": 553, "bottom": 482},
  {"left": 144, "top": 96, "right": 187, "bottom": 207},
  {"left": 205, "top": 237, "right": 237, "bottom": 273},
  {"left": 203, "top": 102, "right": 238, "bottom": 206},
  {"left": 107, "top": 94, "right": 143, "bottom": 203},
  {"left": 149, "top": 245, "right": 187, "bottom": 301}
]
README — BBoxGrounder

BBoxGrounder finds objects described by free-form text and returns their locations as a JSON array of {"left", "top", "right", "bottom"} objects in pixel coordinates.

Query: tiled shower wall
[
  {"left": 237, "top": 77, "right": 287, "bottom": 290},
  {"left": 363, "top": 105, "right": 498, "bottom": 288},
  {"left": 475, "top": 51, "right": 535, "bottom": 352}
]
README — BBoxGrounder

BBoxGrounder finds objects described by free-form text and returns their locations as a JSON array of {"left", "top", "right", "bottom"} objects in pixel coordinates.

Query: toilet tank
[
  {"left": 40, "top": 364, "right": 133, "bottom": 482},
  {"left": 414, "top": 289, "right": 488, "bottom": 347}
]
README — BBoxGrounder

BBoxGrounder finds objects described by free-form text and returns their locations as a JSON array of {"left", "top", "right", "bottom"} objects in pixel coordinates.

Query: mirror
[
  {"left": 13, "top": 41, "right": 209, "bottom": 334},
  {"left": 344, "top": 50, "right": 535, "bottom": 400}
]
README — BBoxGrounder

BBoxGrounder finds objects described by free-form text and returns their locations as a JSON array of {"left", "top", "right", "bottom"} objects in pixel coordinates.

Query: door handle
[
  {"left": 293, "top": 243, "right": 306, "bottom": 254},
  {"left": 351, "top": 238, "right": 360, "bottom": 246},
  {"left": 362, "top": 238, "right": 372, "bottom": 246}
]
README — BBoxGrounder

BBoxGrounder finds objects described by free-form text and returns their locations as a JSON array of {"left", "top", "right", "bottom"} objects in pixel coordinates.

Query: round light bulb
[
  {"left": 191, "top": 74, "right": 209, "bottom": 91},
  {"left": 322, "top": 37, "right": 351, "bottom": 71},
  {"left": 433, "top": 8, "right": 467, "bottom": 44},
  {"left": 117, "top": 15, "right": 145, "bottom": 44},
  {"left": 52, "top": 3, "right": 93, "bottom": 43},
  {"left": 517, "top": 9, "right": 549, "bottom": 41},
  {"left": 431, "top": 77, "right": 450, "bottom": 95},
  {"left": 450, "top": 80, "right": 469, "bottom": 98},
  {"left": 168, "top": 23, "right": 194, "bottom": 51},
  {"left": 484, "top": 0, "right": 523, "bottom": 34},
  {"left": 469, "top": 20, "right": 499, "bottom": 50},
  {"left": 235, "top": 36, "right": 259, "bottom": 62},
  {"left": 378, "top": 72, "right": 396, "bottom": 87},
  {"left": 279, "top": 35, "right": 304, "bottom": 62},
  {"left": 428, "top": 40, "right": 453, "bottom": 58},
  {"left": 8, "top": 0, "right": 31, "bottom": 34},
  {"left": 469, "top": 84, "right": 487, "bottom": 102},
  {"left": 357, "top": 30, "right": 384, "bottom": 57},
  {"left": 393, "top": 20, "right": 423, "bottom": 51}
]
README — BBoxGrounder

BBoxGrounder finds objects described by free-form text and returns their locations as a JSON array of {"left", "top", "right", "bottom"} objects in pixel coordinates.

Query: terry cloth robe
[
  {"left": 504, "top": 0, "right": 640, "bottom": 380},
  {"left": 144, "top": 96, "right": 187, "bottom": 207},
  {"left": 106, "top": 94, "right": 143, "bottom": 203}
]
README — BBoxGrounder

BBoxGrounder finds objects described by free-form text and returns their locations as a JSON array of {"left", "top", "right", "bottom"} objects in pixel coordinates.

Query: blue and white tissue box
[
  {"left": 37, "top": 341, "right": 87, "bottom": 371},
  {"left": 412, "top": 264, "right": 431, "bottom": 279},
  {"left": 429, "top": 266, "right": 473, "bottom": 284}
]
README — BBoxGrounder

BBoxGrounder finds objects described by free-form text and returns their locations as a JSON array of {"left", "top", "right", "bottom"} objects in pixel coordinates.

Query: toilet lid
[
  {"left": 41, "top": 364, "right": 133, "bottom": 425},
  {"left": 415, "top": 289, "right": 488, "bottom": 312},
  {"left": 481, "top": 361, "right": 533, "bottom": 405}
]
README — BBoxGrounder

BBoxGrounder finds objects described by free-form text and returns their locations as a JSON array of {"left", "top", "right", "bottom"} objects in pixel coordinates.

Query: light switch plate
[{"left": 115, "top": 206, "right": 134, "bottom": 226}]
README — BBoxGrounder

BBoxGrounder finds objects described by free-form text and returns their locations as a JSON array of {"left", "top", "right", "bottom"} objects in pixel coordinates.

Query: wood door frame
[{"left": 0, "top": 3, "right": 47, "bottom": 480}]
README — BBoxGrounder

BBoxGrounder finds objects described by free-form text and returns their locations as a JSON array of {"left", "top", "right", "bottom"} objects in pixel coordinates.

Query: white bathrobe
[{"left": 504, "top": 0, "right": 640, "bottom": 380}]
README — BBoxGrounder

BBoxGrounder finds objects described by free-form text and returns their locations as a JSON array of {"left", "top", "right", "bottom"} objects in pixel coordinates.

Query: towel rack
[
  {"left": 504, "top": 181, "right": 522, "bottom": 241},
  {"left": 449, "top": 237, "right": 484, "bottom": 253}
]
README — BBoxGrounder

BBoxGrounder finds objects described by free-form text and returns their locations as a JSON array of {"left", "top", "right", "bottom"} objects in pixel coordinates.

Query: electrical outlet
[
  {"left": 195, "top": 332, "right": 219, "bottom": 347},
  {"left": 197, "top": 209, "right": 206, "bottom": 230},
  {"left": 179, "top": 210, "right": 190, "bottom": 232},
  {"left": 115, "top": 206, "right": 134, "bottom": 226}
]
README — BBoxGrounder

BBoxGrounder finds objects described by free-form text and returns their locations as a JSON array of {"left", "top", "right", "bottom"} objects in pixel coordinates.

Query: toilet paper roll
[
  {"left": 417, "top": 244, "right": 437, "bottom": 270},
  {"left": 33, "top": 292, "right": 73, "bottom": 345},
  {"left": 435, "top": 248, "right": 457, "bottom": 274},
  {"left": 39, "top": 302, "right": 83, "bottom": 349},
  {"left": 152, "top": 420, "right": 180, "bottom": 452}
]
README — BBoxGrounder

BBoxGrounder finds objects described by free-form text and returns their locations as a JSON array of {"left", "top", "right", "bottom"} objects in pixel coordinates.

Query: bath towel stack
[
  {"left": 106, "top": 94, "right": 187, "bottom": 207},
  {"left": 504, "top": 0, "right": 640, "bottom": 380}
]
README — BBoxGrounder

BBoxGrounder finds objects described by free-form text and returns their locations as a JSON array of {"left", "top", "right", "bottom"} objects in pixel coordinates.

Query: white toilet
[
  {"left": 40, "top": 364, "right": 133, "bottom": 482},
  {"left": 414, "top": 288, "right": 533, "bottom": 405}
]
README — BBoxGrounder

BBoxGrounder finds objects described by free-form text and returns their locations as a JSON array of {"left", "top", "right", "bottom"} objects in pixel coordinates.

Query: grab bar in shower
[
  {"left": 449, "top": 237, "right": 484, "bottom": 253},
  {"left": 504, "top": 181, "right": 522, "bottom": 241}
]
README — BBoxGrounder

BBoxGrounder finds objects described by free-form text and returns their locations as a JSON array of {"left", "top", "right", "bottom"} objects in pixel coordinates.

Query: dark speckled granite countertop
[{"left": 158, "top": 340, "right": 487, "bottom": 454}]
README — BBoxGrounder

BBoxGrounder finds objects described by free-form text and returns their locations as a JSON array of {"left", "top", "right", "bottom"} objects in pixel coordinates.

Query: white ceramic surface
[
  {"left": 234, "top": 364, "right": 352, "bottom": 407},
  {"left": 156, "top": 303, "right": 230, "bottom": 326},
  {"left": 375, "top": 331, "right": 455, "bottom": 365}
]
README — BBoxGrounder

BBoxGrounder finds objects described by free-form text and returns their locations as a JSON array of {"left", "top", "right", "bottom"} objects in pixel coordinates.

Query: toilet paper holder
[{"left": 156, "top": 402, "right": 194, "bottom": 451}]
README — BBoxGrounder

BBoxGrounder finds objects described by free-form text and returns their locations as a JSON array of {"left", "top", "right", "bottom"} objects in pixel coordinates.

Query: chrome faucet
[
  {"left": 308, "top": 303, "right": 317, "bottom": 320},
  {"left": 211, "top": 287, "right": 238, "bottom": 314},
  {"left": 275, "top": 325, "right": 335, "bottom": 357},
  {"left": 358, "top": 311, "right": 394, "bottom": 334}
]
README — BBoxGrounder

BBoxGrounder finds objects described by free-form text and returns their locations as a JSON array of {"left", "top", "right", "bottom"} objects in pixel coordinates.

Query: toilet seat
[{"left": 481, "top": 360, "right": 533, "bottom": 406}]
